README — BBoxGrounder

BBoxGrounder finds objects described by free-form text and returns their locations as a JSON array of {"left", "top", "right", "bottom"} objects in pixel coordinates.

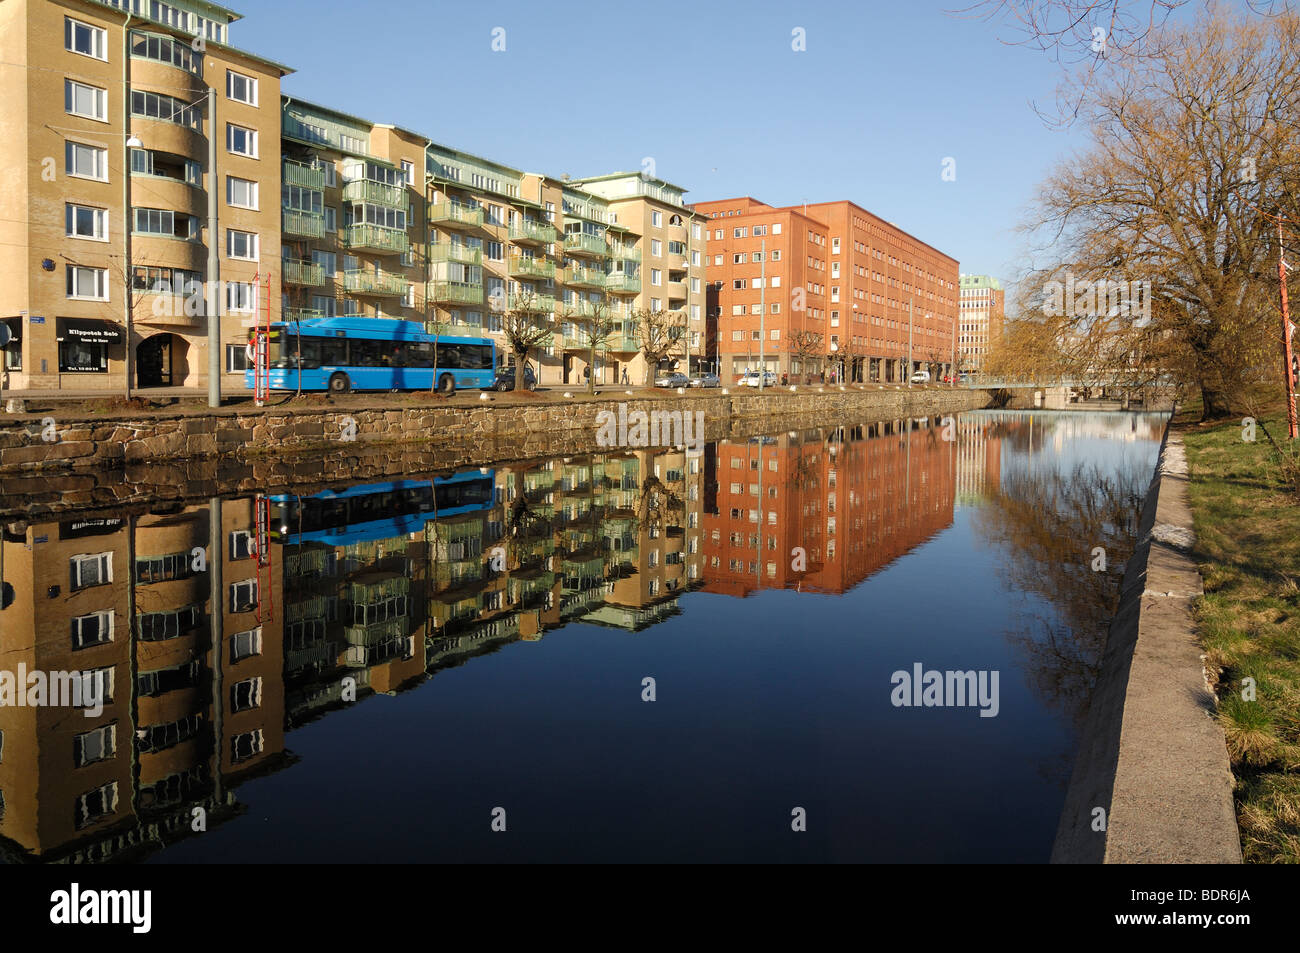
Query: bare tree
[
  {"left": 788, "top": 330, "right": 823, "bottom": 383},
  {"left": 1019, "top": 7, "right": 1300, "bottom": 418},
  {"left": 501, "top": 291, "right": 554, "bottom": 393},
  {"left": 632, "top": 308, "right": 685, "bottom": 386}
]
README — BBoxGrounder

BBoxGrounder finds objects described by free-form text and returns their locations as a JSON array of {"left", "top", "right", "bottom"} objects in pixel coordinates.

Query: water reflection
[{"left": 0, "top": 410, "right": 1164, "bottom": 863}]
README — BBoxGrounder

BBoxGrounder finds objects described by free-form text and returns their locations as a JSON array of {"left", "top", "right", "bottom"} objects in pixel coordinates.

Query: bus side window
[
  {"left": 438, "top": 345, "right": 461, "bottom": 369},
  {"left": 319, "top": 339, "right": 346, "bottom": 366},
  {"left": 408, "top": 341, "right": 433, "bottom": 368},
  {"left": 352, "top": 340, "right": 383, "bottom": 367}
]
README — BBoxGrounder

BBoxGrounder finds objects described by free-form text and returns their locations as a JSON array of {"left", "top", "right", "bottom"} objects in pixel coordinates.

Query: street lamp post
[{"left": 759, "top": 238, "right": 766, "bottom": 390}]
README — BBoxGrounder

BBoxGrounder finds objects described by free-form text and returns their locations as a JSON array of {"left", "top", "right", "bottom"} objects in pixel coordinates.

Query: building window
[
  {"left": 230, "top": 579, "right": 258, "bottom": 612},
  {"left": 733, "top": 227, "right": 747, "bottom": 238},
  {"left": 651, "top": 269, "right": 662, "bottom": 286},
  {"left": 772, "top": 250, "right": 781, "bottom": 262},
  {"left": 231, "top": 678, "right": 262, "bottom": 712},
  {"left": 75, "top": 782, "right": 118, "bottom": 830},
  {"left": 138, "top": 604, "right": 203, "bottom": 641},
  {"left": 65, "top": 17, "right": 107, "bottom": 60},
  {"left": 71, "top": 610, "right": 115, "bottom": 649},
  {"left": 65, "top": 79, "right": 107, "bottom": 121},
  {"left": 226, "top": 176, "right": 258, "bottom": 209},
  {"left": 652, "top": 210, "right": 662, "bottom": 227},
  {"left": 226, "top": 123, "right": 258, "bottom": 157},
  {"left": 227, "top": 229, "right": 258, "bottom": 261},
  {"left": 232, "top": 730, "right": 264, "bottom": 763},
  {"left": 226, "top": 70, "right": 258, "bottom": 105},
  {"left": 401, "top": 159, "right": 415, "bottom": 185},
  {"left": 773, "top": 223, "right": 782, "bottom": 234},
  {"left": 227, "top": 281, "right": 256, "bottom": 313},
  {"left": 231, "top": 627, "right": 262, "bottom": 662},
  {"left": 650, "top": 239, "right": 662, "bottom": 256},
  {"left": 74, "top": 725, "right": 116, "bottom": 768},
  {"left": 225, "top": 344, "right": 248, "bottom": 373},
  {"left": 66, "top": 141, "right": 108, "bottom": 181},
  {"left": 66, "top": 266, "right": 108, "bottom": 301},
  {"left": 66, "top": 204, "right": 108, "bottom": 241}
]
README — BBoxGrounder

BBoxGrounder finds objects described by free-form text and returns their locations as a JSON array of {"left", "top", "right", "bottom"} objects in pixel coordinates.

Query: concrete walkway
[{"left": 1052, "top": 429, "right": 1242, "bottom": 863}]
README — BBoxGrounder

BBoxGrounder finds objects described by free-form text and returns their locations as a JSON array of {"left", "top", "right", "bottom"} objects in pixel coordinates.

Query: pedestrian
[
  {"left": 781, "top": 372, "right": 788, "bottom": 386},
  {"left": 621, "top": 368, "right": 629, "bottom": 385}
]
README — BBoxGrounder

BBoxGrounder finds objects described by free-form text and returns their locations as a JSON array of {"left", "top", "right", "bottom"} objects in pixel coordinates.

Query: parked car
[
  {"left": 738, "top": 370, "right": 778, "bottom": 388},
  {"left": 909, "top": 370, "right": 931, "bottom": 384},
  {"left": 654, "top": 372, "right": 690, "bottom": 388},
  {"left": 689, "top": 373, "right": 721, "bottom": 388},
  {"left": 491, "top": 364, "right": 537, "bottom": 391}
]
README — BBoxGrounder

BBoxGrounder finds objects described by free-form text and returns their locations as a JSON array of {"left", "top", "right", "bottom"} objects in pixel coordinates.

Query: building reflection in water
[{"left": 0, "top": 414, "right": 991, "bottom": 863}]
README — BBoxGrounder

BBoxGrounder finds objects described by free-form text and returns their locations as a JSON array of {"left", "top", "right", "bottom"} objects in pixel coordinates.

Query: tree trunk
[
  {"left": 515, "top": 349, "right": 526, "bottom": 393},
  {"left": 1198, "top": 380, "right": 1232, "bottom": 420}
]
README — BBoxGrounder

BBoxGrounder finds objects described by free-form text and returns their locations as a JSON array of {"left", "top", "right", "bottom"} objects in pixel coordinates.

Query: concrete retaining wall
[
  {"left": 1052, "top": 425, "right": 1241, "bottom": 863},
  {"left": 0, "top": 387, "right": 987, "bottom": 474}
]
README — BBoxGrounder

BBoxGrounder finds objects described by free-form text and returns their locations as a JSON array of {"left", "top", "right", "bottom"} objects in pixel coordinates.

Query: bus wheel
[
  {"left": 328, "top": 373, "right": 351, "bottom": 394},
  {"left": 437, "top": 374, "right": 455, "bottom": 395}
]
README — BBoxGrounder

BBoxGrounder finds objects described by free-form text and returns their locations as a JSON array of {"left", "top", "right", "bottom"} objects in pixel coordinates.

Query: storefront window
[{"left": 60, "top": 340, "right": 107, "bottom": 373}]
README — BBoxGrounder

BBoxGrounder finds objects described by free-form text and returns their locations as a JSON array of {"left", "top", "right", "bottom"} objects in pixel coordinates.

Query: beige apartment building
[
  {"left": 957, "top": 273, "right": 1004, "bottom": 375},
  {"left": 0, "top": 0, "right": 289, "bottom": 392}
]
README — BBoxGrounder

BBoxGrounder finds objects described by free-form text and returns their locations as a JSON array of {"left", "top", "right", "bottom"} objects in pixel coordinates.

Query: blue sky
[{"left": 238, "top": 0, "right": 1091, "bottom": 291}]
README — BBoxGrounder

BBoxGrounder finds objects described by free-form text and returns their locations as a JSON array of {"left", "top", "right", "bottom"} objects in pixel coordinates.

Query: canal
[{"left": 0, "top": 409, "right": 1168, "bottom": 863}]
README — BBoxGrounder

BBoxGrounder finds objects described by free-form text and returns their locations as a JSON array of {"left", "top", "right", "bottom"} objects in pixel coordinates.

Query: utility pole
[
  {"left": 1278, "top": 216, "right": 1297, "bottom": 440},
  {"left": 907, "top": 294, "right": 914, "bottom": 388},
  {"left": 122, "top": 20, "right": 134, "bottom": 401},
  {"left": 206, "top": 86, "right": 221, "bottom": 408},
  {"left": 759, "top": 238, "right": 766, "bottom": 390}
]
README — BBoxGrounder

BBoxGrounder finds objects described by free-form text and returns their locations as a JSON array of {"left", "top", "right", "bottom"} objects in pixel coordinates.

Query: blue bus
[
  {"left": 267, "top": 471, "right": 496, "bottom": 547},
  {"left": 246, "top": 317, "right": 496, "bottom": 394}
]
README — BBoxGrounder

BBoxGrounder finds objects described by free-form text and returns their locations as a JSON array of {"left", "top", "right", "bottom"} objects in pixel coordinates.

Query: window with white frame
[
  {"left": 651, "top": 269, "right": 661, "bottom": 286},
  {"left": 231, "top": 627, "right": 262, "bottom": 662},
  {"left": 65, "top": 17, "right": 107, "bottom": 60},
  {"left": 66, "top": 204, "right": 108, "bottom": 241},
  {"left": 78, "top": 667, "right": 115, "bottom": 707},
  {"left": 229, "top": 530, "right": 255, "bottom": 559},
  {"left": 71, "top": 610, "right": 114, "bottom": 649},
  {"left": 227, "top": 229, "right": 258, "bottom": 260},
  {"left": 231, "top": 677, "right": 262, "bottom": 712},
  {"left": 66, "top": 141, "right": 107, "bottom": 181},
  {"left": 226, "top": 123, "right": 258, "bottom": 157},
  {"left": 232, "top": 729, "right": 264, "bottom": 763},
  {"left": 226, "top": 70, "right": 258, "bottom": 106},
  {"left": 773, "top": 223, "right": 782, "bottom": 234},
  {"left": 226, "top": 281, "right": 256, "bottom": 312},
  {"left": 226, "top": 176, "right": 258, "bottom": 209},
  {"left": 652, "top": 210, "right": 662, "bottom": 227},
  {"left": 324, "top": 207, "right": 337, "bottom": 232},
  {"left": 65, "top": 79, "right": 107, "bottom": 121},
  {"left": 401, "top": 159, "right": 415, "bottom": 185},
  {"left": 229, "top": 579, "right": 258, "bottom": 612},
  {"left": 66, "top": 266, "right": 109, "bottom": 301},
  {"left": 650, "top": 239, "right": 662, "bottom": 256},
  {"left": 75, "top": 781, "right": 118, "bottom": 829},
  {"left": 74, "top": 725, "right": 116, "bottom": 768}
]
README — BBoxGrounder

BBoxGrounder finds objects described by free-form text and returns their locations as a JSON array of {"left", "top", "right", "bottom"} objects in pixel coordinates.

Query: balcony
[
  {"left": 507, "top": 292, "right": 555, "bottom": 313},
  {"left": 283, "top": 259, "right": 326, "bottom": 287},
  {"left": 285, "top": 307, "right": 325, "bottom": 322},
  {"left": 562, "top": 298, "right": 604, "bottom": 318},
  {"left": 605, "top": 272, "right": 640, "bottom": 294},
  {"left": 563, "top": 232, "right": 608, "bottom": 258},
  {"left": 344, "top": 270, "right": 409, "bottom": 297},
  {"left": 509, "top": 220, "right": 558, "bottom": 245},
  {"left": 509, "top": 256, "right": 555, "bottom": 280},
  {"left": 343, "top": 224, "right": 409, "bottom": 255},
  {"left": 564, "top": 266, "right": 606, "bottom": 289},
  {"left": 343, "top": 178, "right": 406, "bottom": 208},
  {"left": 429, "top": 244, "right": 483, "bottom": 266},
  {"left": 613, "top": 334, "right": 639, "bottom": 352},
  {"left": 430, "top": 280, "right": 484, "bottom": 306},
  {"left": 283, "top": 209, "right": 326, "bottom": 239},
  {"left": 283, "top": 159, "right": 327, "bottom": 190},
  {"left": 667, "top": 280, "right": 688, "bottom": 300},
  {"left": 430, "top": 201, "right": 484, "bottom": 229}
]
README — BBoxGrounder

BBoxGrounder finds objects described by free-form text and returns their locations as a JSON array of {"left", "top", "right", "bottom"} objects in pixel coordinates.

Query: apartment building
[
  {"left": 695, "top": 198, "right": 959, "bottom": 385},
  {"left": 0, "top": 0, "right": 290, "bottom": 392},
  {"left": 571, "top": 173, "right": 710, "bottom": 379},
  {"left": 957, "top": 273, "right": 1004, "bottom": 374}
]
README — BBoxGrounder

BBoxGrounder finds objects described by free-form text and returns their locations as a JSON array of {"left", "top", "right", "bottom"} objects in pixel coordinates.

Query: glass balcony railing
[
  {"left": 562, "top": 298, "right": 604, "bottom": 318},
  {"left": 563, "top": 232, "right": 608, "bottom": 257},
  {"left": 428, "top": 244, "right": 483, "bottom": 266},
  {"left": 564, "top": 267, "right": 606, "bottom": 289},
  {"left": 342, "top": 178, "right": 406, "bottom": 208},
  {"left": 509, "top": 256, "right": 555, "bottom": 279},
  {"left": 430, "top": 201, "right": 484, "bottom": 229},
  {"left": 343, "top": 270, "right": 409, "bottom": 297},
  {"left": 604, "top": 272, "right": 640, "bottom": 294},
  {"left": 283, "top": 159, "right": 327, "bottom": 190},
  {"left": 507, "top": 292, "right": 555, "bottom": 313},
  {"left": 283, "top": 209, "right": 326, "bottom": 239},
  {"left": 430, "top": 280, "right": 484, "bottom": 305},
  {"left": 343, "top": 224, "right": 409, "bottom": 254},
  {"left": 509, "top": 220, "right": 558, "bottom": 244},
  {"left": 283, "top": 259, "right": 326, "bottom": 286}
]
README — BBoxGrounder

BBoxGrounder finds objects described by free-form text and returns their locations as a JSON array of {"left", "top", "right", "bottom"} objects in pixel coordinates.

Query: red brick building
[{"left": 694, "top": 198, "right": 959, "bottom": 384}]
